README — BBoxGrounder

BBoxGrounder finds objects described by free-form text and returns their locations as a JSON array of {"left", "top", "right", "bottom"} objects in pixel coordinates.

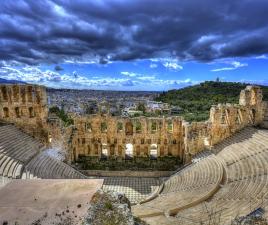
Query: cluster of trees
[{"left": 155, "top": 81, "right": 268, "bottom": 122}]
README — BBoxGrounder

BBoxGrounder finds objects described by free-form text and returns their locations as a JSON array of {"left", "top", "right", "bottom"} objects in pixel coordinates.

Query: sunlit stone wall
[{"left": 0, "top": 84, "right": 49, "bottom": 144}]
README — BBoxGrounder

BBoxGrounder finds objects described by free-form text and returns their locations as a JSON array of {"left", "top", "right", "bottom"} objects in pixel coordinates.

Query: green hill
[{"left": 155, "top": 81, "right": 268, "bottom": 122}]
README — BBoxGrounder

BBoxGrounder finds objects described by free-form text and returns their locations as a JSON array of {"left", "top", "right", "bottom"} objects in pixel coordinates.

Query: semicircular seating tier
[
  {"left": 134, "top": 127, "right": 268, "bottom": 225},
  {"left": 0, "top": 124, "right": 86, "bottom": 180},
  {"left": 132, "top": 155, "right": 224, "bottom": 218}
]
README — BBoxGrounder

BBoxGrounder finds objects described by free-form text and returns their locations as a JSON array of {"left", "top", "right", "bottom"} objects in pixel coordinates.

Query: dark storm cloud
[{"left": 1, "top": 0, "right": 268, "bottom": 64}]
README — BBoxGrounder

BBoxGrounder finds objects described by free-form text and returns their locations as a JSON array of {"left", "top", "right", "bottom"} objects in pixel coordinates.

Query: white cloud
[
  {"left": 255, "top": 55, "right": 268, "bottom": 59},
  {"left": 150, "top": 63, "right": 158, "bottom": 69},
  {"left": 137, "top": 76, "right": 156, "bottom": 81},
  {"left": 120, "top": 71, "right": 139, "bottom": 77},
  {"left": 211, "top": 61, "right": 248, "bottom": 72},
  {"left": 163, "top": 62, "right": 183, "bottom": 71}
]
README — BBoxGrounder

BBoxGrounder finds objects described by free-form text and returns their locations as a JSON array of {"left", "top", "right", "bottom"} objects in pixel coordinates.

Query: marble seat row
[
  {"left": 133, "top": 155, "right": 223, "bottom": 218},
  {"left": 174, "top": 128, "right": 268, "bottom": 225},
  {"left": 133, "top": 127, "right": 268, "bottom": 225},
  {"left": 0, "top": 125, "right": 41, "bottom": 163},
  {"left": 22, "top": 152, "right": 86, "bottom": 179},
  {"left": 0, "top": 124, "right": 86, "bottom": 180}
]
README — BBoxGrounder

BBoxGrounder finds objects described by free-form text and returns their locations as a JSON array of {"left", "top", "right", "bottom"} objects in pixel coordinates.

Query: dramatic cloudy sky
[{"left": 0, "top": 0, "right": 268, "bottom": 90}]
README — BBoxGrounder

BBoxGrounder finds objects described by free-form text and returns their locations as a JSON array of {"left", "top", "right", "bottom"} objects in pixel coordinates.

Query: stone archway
[
  {"left": 150, "top": 144, "right": 158, "bottom": 159},
  {"left": 125, "top": 143, "right": 133, "bottom": 159},
  {"left": 125, "top": 122, "right": 133, "bottom": 135}
]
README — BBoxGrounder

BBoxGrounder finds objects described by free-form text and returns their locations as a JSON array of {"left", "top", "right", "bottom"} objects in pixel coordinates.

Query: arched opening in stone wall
[
  {"left": 110, "top": 144, "right": 115, "bottom": 156},
  {"left": 29, "top": 107, "right": 35, "bottom": 118},
  {"left": 85, "top": 122, "right": 92, "bottom": 132},
  {"left": 94, "top": 143, "right": 99, "bottom": 155},
  {"left": 135, "top": 121, "right": 142, "bottom": 133},
  {"left": 3, "top": 107, "right": 9, "bottom": 118},
  {"left": 73, "top": 147, "right": 76, "bottom": 161},
  {"left": 101, "top": 122, "right": 107, "bottom": 133},
  {"left": 136, "top": 145, "right": 141, "bottom": 156},
  {"left": 220, "top": 111, "right": 226, "bottom": 124},
  {"left": 118, "top": 145, "right": 123, "bottom": 156},
  {"left": 1, "top": 86, "right": 8, "bottom": 101},
  {"left": 125, "top": 143, "right": 133, "bottom": 159},
  {"left": 27, "top": 86, "right": 33, "bottom": 102},
  {"left": 117, "top": 122, "right": 123, "bottom": 132},
  {"left": 36, "top": 91, "right": 41, "bottom": 104},
  {"left": 15, "top": 107, "right": 20, "bottom": 118},
  {"left": 20, "top": 87, "right": 26, "bottom": 103},
  {"left": 167, "top": 120, "right": 173, "bottom": 132},
  {"left": 87, "top": 145, "right": 91, "bottom": 155},
  {"left": 151, "top": 121, "right": 157, "bottom": 133},
  {"left": 251, "top": 109, "right": 256, "bottom": 123},
  {"left": 150, "top": 144, "right": 158, "bottom": 159},
  {"left": 168, "top": 146, "right": 172, "bottom": 155},
  {"left": 101, "top": 143, "right": 108, "bottom": 159},
  {"left": 12, "top": 86, "right": 19, "bottom": 102},
  {"left": 125, "top": 122, "right": 133, "bottom": 135},
  {"left": 160, "top": 146, "right": 165, "bottom": 156}
]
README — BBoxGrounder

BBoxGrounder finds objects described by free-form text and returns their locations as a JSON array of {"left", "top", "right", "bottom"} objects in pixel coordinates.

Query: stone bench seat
[{"left": 23, "top": 152, "right": 86, "bottom": 179}]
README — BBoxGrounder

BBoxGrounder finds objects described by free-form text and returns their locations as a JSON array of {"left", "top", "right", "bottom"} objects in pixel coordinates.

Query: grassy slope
[{"left": 155, "top": 81, "right": 268, "bottom": 122}]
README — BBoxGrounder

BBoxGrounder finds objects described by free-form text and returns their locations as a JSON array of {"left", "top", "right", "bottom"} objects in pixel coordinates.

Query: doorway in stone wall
[{"left": 125, "top": 143, "right": 133, "bottom": 159}]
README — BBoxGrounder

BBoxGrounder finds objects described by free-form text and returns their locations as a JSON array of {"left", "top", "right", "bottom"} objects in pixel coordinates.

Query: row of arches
[
  {"left": 84, "top": 120, "right": 174, "bottom": 135},
  {"left": 101, "top": 143, "right": 158, "bottom": 159},
  {"left": 2, "top": 107, "right": 35, "bottom": 118},
  {"left": 1, "top": 85, "right": 42, "bottom": 104},
  {"left": 82, "top": 143, "right": 171, "bottom": 159}
]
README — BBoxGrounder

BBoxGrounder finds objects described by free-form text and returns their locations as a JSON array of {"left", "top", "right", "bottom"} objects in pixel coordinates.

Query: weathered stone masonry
[
  {"left": 0, "top": 84, "right": 48, "bottom": 143},
  {"left": 70, "top": 115, "right": 184, "bottom": 161},
  {"left": 0, "top": 84, "right": 266, "bottom": 165}
]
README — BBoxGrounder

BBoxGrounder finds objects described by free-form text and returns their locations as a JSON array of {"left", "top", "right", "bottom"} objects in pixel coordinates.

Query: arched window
[
  {"left": 160, "top": 146, "right": 165, "bottom": 156},
  {"left": 15, "top": 107, "right": 20, "bottom": 118},
  {"left": 118, "top": 145, "right": 123, "bottom": 156},
  {"left": 94, "top": 143, "right": 99, "bottom": 155},
  {"left": 110, "top": 144, "right": 115, "bottom": 156},
  {"left": 101, "top": 143, "right": 108, "bottom": 159},
  {"left": 125, "top": 122, "right": 133, "bottom": 135},
  {"left": 101, "top": 122, "right": 107, "bottom": 132},
  {"left": 150, "top": 144, "right": 158, "bottom": 159},
  {"left": 220, "top": 111, "right": 226, "bottom": 124},
  {"left": 29, "top": 107, "right": 35, "bottom": 118},
  {"left": 3, "top": 107, "right": 9, "bottom": 118},
  {"left": 136, "top": 146, "right": 141, "bottom": 156},
  {"left": 21, "top": 87, "right": 26, "bottom": 103},
  {"left": 1, "top": 86, "right": 8, "bottom": 101},
  {"left": 85, "top": 122, "right": 92, "bottom": 132},
  {"left": 117, "top": 122, "right": 123, "bottom": 132},
  {"left": 151, "top": 121, "right": 157, "bottom": 133},
  {"left": 167, "top": 121, "right": 173, "bottom": 132},
  {"left": 27, "top": 86, "right": 33, "bottom": 102},
  {"left": 12, "top": 86, "right": 19, "bottom": 102},
  {"left": 135, "top": 121, "right": 142, "bottom": 133},
  {"left": 125, "top": 143, "right": 133, "bottom": 159},
  {"left": 251, "top": 109, "right": 256, "bottom": 123}
]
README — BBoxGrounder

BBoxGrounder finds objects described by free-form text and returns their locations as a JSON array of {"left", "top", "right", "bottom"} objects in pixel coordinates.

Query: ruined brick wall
[
  {"left": 70, "top": 115, "right": 184, "bottom": 161},
  {"left": 183, "top": 86, "right": 266, "bottom": 162},
  {"left": 0, "top": 84, "right": 49, "bottom": 144}
]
